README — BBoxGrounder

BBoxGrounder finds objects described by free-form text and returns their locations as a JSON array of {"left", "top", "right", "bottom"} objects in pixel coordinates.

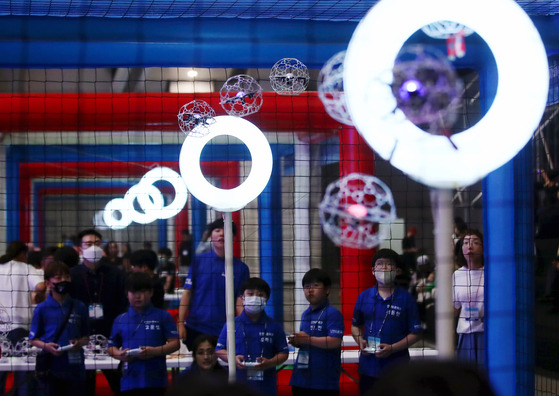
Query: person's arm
[
  {"left": 375, "top": 332, "right": 421, "bottom": 358},
  {"left": 256, "top": 352, "right": 289, "bottom": 370},
  {"left": 32, "top": 281, "right": 46, "bottom": 304},
  {"left": 177, "top": 289, "right": 191, "bottom": 339},
  {"left": 289, "top": 331, "right": 342, "bottom": 350},
  {"left": 30, "top": 338, "right": 64, "bottom": 356},
  {"left": 140, "top": 338, "right": 180, "bottom": 359},
  {"left": 351, "top": 324, "right": 367, "bottom": 351}
]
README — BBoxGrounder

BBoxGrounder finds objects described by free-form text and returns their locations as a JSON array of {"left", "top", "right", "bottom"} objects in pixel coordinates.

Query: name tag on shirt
[{"left": 465, "top": 307, "right": 480, "bottom": 321}]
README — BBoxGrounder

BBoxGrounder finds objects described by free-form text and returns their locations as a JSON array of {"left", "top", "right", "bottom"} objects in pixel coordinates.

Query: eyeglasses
[{"left": 374, "top": 259, "right": 396, "bottom": 269}]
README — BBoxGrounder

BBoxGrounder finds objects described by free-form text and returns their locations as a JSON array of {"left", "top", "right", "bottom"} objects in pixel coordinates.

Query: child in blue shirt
[
  {"left": 30, "top": 261, "right": 90, "bottom": 396},
  {"left": 216, "top": 277, "right": 289, "bottom": 396},
  {"left": 108, "top": 272, "right": 180, "bottom": 396},
  {"left": 289, "top": 269, "right": 345, "bottom": 396}
]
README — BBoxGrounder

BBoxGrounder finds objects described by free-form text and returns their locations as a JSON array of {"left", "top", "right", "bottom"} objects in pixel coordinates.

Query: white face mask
[
  {"left": 374, "top": 270, "right": 396, "bottom": 286},
  {"left": 243, "top": 296, "right": 267, "bottom": 314},
  {"left": 82, "top": 245, "right": 104, "bottom": 264}
]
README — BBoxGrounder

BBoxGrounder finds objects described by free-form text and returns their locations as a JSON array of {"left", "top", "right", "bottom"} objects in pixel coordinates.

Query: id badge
[
  {"left": 296, "top": 349, "right": 309, "bottom": 369},
  {"left": 68, "top": 350, "right": 81, "bottom": 365},
  {"left": 367, "top": 336, "right": 381, "bottom": 351},
  {"left": 89, "top": 304, "right": 104, "bottom": 319},
  {"left": 247, "top": 368, "right": 264, "bottom": 381},
  {"left": 465, "top": 307, "right": 480, "bottom": 321}
]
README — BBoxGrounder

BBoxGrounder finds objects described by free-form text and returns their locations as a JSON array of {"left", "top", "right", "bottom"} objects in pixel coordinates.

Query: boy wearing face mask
[
  {"left": 215, "top": 278, "right": 289, "bottom": 396},
  {"left": 351, "top": 249, "right": 422, "bottom": 395},
  {"left": 69, "top": 228, "right": 128, "bottom": 395},
  {"left": 30, "top": 261, "right": 90, "bottom": 395}
]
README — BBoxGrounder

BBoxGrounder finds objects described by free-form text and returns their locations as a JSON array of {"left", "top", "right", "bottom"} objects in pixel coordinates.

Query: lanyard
[
  {"left": 368, "top": 289, "right": 394, "bottom": 338},
  {"left": 80, "top": 269, "right": 104, "bottom": 304},
  {"left": 308, "top": 307, "right": 327, "bottom": 336},
  {"left": 242, "top": 320, "right": 268, "bottom": 361},
  {"left": 466, "top": 269, "right": 483, "bottom": 304}
]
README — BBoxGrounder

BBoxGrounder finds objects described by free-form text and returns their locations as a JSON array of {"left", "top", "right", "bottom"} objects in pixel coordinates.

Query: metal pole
[
  {"left": 431, "top": 188, "right": 455, "bottom": 358},
  {"left": 224, "top": 211, "right": 236, "bottom": 382}
]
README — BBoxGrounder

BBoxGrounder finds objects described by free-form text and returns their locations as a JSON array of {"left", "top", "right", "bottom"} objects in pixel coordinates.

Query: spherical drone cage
[
  {"left": 270, "top": 58, "right": 310, "bottom": 96},
  {"left": 219, "top": 74, "right": 263, "bottom": 117},
  {"left": 177, "top": 100, "right": 217, "bottom": 136},
  {"left": 319, "top": 173, "right": 397, "bottom": 249}
]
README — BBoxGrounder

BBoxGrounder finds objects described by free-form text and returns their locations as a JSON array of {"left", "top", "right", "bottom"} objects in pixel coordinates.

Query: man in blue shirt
[
  {"left": 30, "top": 261, "right": 90, "bottom": 395},
  {"left": 216, "top": 277, "right": 289, "bottom": 396},
  {"left": 177, "top": 218, "right": 250, "bottom": 350},
  {"left": 108, "top": 272, "right": 180, "bottom": 396},
  {"left": 289, "top": 268, "right": 345, "bottom": 396},
  {"left": 351, "top": 249, "right": 422, "bottom": 395}
]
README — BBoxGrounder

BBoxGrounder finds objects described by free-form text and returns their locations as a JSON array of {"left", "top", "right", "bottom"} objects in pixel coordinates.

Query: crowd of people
[{"left": 0, "top": 217, "right": 490, "bottom": 396}]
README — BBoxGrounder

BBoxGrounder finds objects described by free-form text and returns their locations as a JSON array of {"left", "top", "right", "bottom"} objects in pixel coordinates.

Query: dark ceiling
[{"left": 0, "top": 0, "right": 558, "bottom": 20}]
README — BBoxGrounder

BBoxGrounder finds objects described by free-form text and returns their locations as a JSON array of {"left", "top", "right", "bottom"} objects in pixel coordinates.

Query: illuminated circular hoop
[
  {"left": 102, "top": 167, "right": 188, "bottom": 229},
  {"left": 103, "top": 198, "right": 132, "bottom": 230},
  {"left": 179, "top": 116, "right": 273, "bottom": 212},
  {"left": 138, "top": 167, "right": 188, "bottom": 219},
  {"left": 344, "top": 0, "right": 549, "bottom": 188},
  {"left": 124, "top": 184, "right": 163, "bottom": 225}
]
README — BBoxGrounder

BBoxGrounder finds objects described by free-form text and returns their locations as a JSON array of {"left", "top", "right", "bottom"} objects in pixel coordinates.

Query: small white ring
[
  {"left": 103, "top": 198, "right": 132, "bottom": 230},
  {"left": 124, "top": 184, "right": 164, "bottom": 225},
  {"left": 138, "top": 167, "right": 188, "bottom": 219}
]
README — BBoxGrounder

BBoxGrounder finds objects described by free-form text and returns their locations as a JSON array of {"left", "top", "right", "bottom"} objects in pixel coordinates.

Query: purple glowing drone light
[{"left": 398, "top": 79, "right": 426, "bottom": 101}]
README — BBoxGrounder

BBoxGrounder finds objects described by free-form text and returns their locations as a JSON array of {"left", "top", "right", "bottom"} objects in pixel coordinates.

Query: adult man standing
[
  {"left": 351, "top": 249, "right": 422, "bottom": 395},
  {"left": 70, "top": 229, "right": 128, "bottom": 395},
  {"left": 177, "top": 218, "right": 250, "bottom": 350},
  {"left": 0, "top": 241, "right": 45, "bottom": 395}
]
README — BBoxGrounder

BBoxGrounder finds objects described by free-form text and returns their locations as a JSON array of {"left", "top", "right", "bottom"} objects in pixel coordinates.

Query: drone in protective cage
[
  {"left": 219, "top": 74, "right": 264, "bottom": 117},
  {"left": 270, "top": 58, "right": 310, "bottom": 96},
  {"left": 177, "top": 100, "right": 217, "bottom": 136}
]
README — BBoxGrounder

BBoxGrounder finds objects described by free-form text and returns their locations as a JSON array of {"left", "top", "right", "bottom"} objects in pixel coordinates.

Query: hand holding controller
[
  {"left": 126, "top": 348, "right": 143, "bottom": 356},
  {"left": 57, "top": 344, "right": 74, "bottom": 352}
]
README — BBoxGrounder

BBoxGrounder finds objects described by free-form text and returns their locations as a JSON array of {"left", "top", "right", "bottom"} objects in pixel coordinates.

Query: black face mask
[{"left": 52, "top": 281, "right": 71, "bottom": 295}]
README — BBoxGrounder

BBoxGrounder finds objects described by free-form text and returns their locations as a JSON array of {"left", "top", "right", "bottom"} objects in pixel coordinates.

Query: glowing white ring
[
  {"left": 138, "top": 167, "right": 188, "bottom": 219},
  {"left": 103, "top": 198, "right": 132, "bottom": 230},
  {"left": 179, "top": 115, "right": 273, "bottom": 212},
  {"left": 102, "top": 167, "right": 188, "bottom": 229},
  {"left": 344, "top": 0, "right": 549, "bottom": 188},
  {"left": 124, "top": 184, "right": 164, "bottom": 225}
]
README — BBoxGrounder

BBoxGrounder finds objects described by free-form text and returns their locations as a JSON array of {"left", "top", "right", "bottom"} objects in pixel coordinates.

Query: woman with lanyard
[
  {"left": 289, "top": 268, "right": 345, "bottom": 396},
  {"left": 453, "top": 229, "right": 485, "bottom": 365},
  {"left": 351, "top": 249, "right": 422, "bottom": 396}
]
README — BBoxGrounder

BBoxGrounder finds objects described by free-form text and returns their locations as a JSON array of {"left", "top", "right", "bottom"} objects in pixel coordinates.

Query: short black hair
[
  {"left": 54, "top": 246, "right": 80, "bottom": 268},
  {"left": 158, "top": 247, "right": 173, "bottom": 257},
  {"left": 371, "top": 248, "right": 402, "bottom": 268},
  {"left": 191, "top": 334, "right": 218, "bottom": 355},
  {"left": 240, "top": 277, "right": 271, "bottom": 299},
  {"left": 44, "top": 261, "right": 70, "bottom": 280},
  {"left": 207, "top": 218, "right": 237, "bottom": 237},
  {"left": 302, "top": 268, "right": 332, "bottom": 289},
  {"left": 130, "top": 249, "right": 158, "bottom": 271},
  {"left": 126, "top": 272, "right": 154, "bottom": 292},
  {"left": 77, "top": 228, "right": 102, "bottom": 243}
]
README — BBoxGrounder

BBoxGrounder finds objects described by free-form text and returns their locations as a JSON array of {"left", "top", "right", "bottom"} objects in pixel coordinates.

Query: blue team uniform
[
  {"left": 216, "top": 311, "right": 289, "bottom": 396},
  {"left": 352, "top": 286, "right": 422, "bottom": 378},
  {"left": 109, "top": 304, "right": 179, "bottom": 392},
  {"left": 29, "top": 294, "right": 89, "bottom": 381},
  {"left": 184, "top": 250, "right": 250, "bottom": 335},
  {"left": 289, "top": 301, "right": 344, "bottom": 391}
]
